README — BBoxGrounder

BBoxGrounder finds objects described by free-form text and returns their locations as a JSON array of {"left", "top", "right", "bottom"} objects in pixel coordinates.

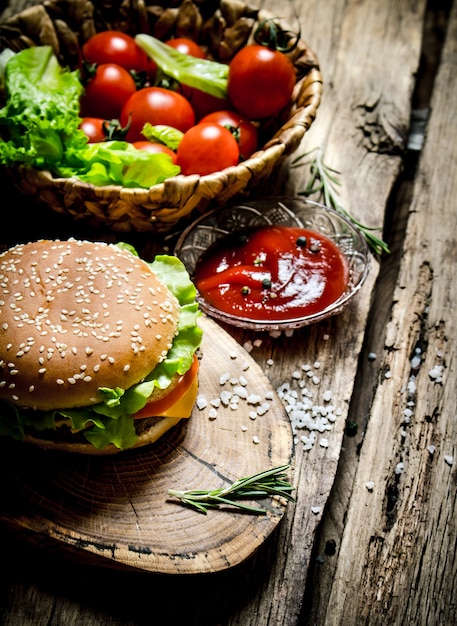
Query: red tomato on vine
[
  {"left": 80, "top": 63, "right": 137, "bottom": 120},
  {"left": 227, "top": 45, "right": 296, "bottom": 119},
  {"left": 119, "top": 87, "right": 196, "bottom": 142},
  {"left": 82, "top": 31, "right": 150, "bottom": 73},
  {"left": 176, "top": 123, "right": 240, "bottom": 176},
  {"left": 198, "top": 110, "right": 258, "bottom": 159},
  {"left": 165, "top": 37, "right": 206, "bottom": 59}
]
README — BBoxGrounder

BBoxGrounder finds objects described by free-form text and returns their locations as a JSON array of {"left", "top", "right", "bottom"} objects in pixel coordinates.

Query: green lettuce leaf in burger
[{"left": 0, "top": 239, "right": 202, "bottom": 454}]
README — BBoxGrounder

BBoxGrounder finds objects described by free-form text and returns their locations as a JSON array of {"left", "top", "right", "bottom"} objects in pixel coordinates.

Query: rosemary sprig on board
[
  {"left": 168, "top": 464, "right": 295, "bottom": 515},
  {"left": 292, "top": 148, "right": 390, "bottom": 255}
]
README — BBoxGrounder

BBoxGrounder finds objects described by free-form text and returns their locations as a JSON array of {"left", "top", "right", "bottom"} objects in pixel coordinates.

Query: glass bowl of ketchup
[{"left": 174, "top": 198, "right": 370, "bottom": 331}]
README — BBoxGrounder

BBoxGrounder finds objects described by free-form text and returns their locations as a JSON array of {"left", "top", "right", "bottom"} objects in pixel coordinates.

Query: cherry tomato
[
  {"left": 176, "top": 123, "right": 240, "bottom": 176},
  {"left": 133, "top": 141, "right": 178, "bottom": 164},
  {"left": 79, "top": 117, "right": 128, "bottom": 143},
  {"left": 80, "top": 63, "right": 137, "bottom": 119},
  {"left": 227, "top": 45, "right": 296, "bottom": 119},
  {"left": 165, "top": 37, "right": 206, "bottom": 59},
  {"left": 120, "top": 87, "right": 196, "bottom": 142},
  {"left": 79, "top": 118, "right": 107, "bottom": 143},
  {"left": 188, "top": 88, "right": 230, "bottom": 120},
  {"left": 82, "top": 31, "right": 150, "bottom": 74},
  {"left": 198, "top": 110, "right": 258, "bottom": 159}
]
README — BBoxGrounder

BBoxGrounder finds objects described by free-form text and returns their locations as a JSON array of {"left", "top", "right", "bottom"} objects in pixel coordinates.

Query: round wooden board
[{"left": 0, "top": 315, "right": 294, "bottom": 574}]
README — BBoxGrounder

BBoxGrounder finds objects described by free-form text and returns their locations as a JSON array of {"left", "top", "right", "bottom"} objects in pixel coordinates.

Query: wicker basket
[{"left": 0, "top": 0, "right": 323, "bottom": 232}]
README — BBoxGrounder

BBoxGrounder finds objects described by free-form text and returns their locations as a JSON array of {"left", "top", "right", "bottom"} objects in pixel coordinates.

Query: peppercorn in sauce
[{"left": 194, "top": 226, "right": 349, "bottom": 321}]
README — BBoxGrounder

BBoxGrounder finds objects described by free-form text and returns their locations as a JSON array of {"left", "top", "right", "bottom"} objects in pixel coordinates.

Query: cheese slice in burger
[{"left": 0, "top": 239, "right": 202, "bottom": 454}]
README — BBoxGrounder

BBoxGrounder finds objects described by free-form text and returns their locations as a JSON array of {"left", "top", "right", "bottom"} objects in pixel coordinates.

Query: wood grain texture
[
  {"left": 0, "top": 0, "right": 454, "bottom": 624},
  {"left": 0, "top": 315, "right": 293, "bottom": 574},
  {"left": 316, "top": 2, "right": 457, "bottom": 622}
]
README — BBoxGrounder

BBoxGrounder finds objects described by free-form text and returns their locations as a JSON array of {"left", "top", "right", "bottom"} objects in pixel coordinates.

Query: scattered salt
[
  {"left": 233, "top": 385, "right": 248, "bottom": 399},
  {"left": 429, "top": 364, "right": 444, "bottom": 382},
  {"left": 219, "top": 372, "right": 230, "bottom": 385},
  {"left": 196, "top": 395, "right": 208, "bottom": 410},
  {"left": 256, "top": 402, "right": 270, "bottom": 416},
  {"left": 220, "top": 390, "right": 232, "bottom": 406}
]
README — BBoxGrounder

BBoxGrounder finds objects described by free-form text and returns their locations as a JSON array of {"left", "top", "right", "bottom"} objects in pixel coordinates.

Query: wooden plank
[
  {"left": 312, "top": 1, "right": 457, "bottom": 624},
  {"left": 0, "top": 1, "right": 430, "bottom": 626}
]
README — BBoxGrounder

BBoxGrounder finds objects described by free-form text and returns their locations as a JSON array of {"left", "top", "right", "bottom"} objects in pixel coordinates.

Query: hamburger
[{"left": 0, "top": 238, "right": 202, "bottom": 454}]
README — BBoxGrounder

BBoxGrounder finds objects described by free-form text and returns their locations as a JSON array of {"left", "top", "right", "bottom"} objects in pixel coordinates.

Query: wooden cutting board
[{"left": 0, "top": 315, "right": 294, "bottom": 574}]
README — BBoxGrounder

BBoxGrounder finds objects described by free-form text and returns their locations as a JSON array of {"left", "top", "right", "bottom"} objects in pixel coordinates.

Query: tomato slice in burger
[{"left": 133, "top": 355, "right": 199, "bottom": 419}]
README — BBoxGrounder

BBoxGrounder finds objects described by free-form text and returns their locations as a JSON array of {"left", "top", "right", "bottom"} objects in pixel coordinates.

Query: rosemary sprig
[
  {"left": 292, "top": 148, "right": 390, "bottom": 255},
  {"left": 167, "top": 464, "right": 295, "bottom": 515}
]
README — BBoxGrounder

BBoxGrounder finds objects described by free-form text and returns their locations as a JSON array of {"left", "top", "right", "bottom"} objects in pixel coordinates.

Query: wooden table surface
[{"left": 0, "top": 0, "right": 456, "bottom": 624}]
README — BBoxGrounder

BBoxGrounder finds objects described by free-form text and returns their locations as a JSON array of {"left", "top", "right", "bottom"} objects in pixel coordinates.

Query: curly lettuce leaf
[
  {"left": 0, "top": 46, "right": 180, "bottom": 187},
  {"left": 59, "top": 140, "right": 180, "bottom": 187},
  {"left": 0, "top": 46, "right": 86, "bottom": 166}
]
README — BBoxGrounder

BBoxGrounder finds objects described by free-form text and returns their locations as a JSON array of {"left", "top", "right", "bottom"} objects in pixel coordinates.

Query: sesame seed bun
[{"left": 0, "top": 239, "right": 179, "bottom": 411}]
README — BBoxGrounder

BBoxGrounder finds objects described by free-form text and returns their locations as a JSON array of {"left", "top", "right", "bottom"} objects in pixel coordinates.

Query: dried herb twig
[
  {"left": 292, "top": 148, "right": 390, "bottom": 255},
  {"left": 168, "top": 464, "right": 295, "bottom": 515}
]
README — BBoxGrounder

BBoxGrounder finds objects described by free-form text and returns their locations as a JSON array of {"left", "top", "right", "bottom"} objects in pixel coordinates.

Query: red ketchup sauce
[{"left": 194, "top": 226, "right": 349, "bottom": 321}]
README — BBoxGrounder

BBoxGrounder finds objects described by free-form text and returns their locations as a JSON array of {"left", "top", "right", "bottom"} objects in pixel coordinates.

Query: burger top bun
[{"left": 0, "top": 239, "right": 179, "bottom": 411}]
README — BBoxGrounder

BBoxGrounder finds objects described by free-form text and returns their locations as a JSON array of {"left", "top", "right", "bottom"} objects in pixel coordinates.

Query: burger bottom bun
[{"left": 22, "top": 415, "right": 184, "bottom": 455}]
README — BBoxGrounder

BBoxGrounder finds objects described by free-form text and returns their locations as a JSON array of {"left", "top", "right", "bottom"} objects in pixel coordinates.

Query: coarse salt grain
[
  {"left": 429, "top": 364, "right": 443, "bottom": 382},
  {"left": 219, "top": 372, "right": 230, "bottom": 385},
  {"left": 196, "top": 395, "right": 208, "bottom": 410}
]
